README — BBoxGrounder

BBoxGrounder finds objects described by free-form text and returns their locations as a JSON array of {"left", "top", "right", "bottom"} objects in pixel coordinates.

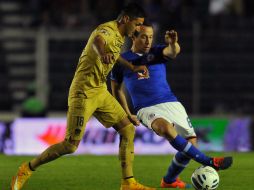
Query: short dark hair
[
  {"left": 118, "top": 3, "right": 146, "bottom": 20},
  {"left": 133, "top": 20, "right": 153, "bottom": 37},
  {"left": 142, "top": 20, "right": 153, "bottom": 28}
]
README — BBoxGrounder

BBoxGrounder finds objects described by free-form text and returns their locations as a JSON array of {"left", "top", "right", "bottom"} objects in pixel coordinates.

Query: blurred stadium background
[{"left": 0, "top": 0, "right": 254, "bottom": 155}]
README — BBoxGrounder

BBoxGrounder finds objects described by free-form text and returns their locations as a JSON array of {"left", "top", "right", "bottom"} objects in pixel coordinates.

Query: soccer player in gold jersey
[{"left": 11, "top": 3, "right": 155, "bottom": 190}]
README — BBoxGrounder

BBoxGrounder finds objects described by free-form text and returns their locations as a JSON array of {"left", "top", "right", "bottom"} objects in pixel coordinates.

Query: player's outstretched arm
[
  {"left": 111, "top": 80, "right": 140, "bottom": 126},
  {"left": 163, "top": 30, "right": 181, "bottom": 59},
  {"left": 117, "top": 56, "right": 149, "bottom": 78}
]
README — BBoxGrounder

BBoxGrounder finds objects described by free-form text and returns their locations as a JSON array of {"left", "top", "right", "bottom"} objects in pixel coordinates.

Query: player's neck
[
  {"left": 131, "top": 47, "right": 143, "bottom": 55},
  {"left": 117, "top": 21, "right": 125, "bottom": 37}
]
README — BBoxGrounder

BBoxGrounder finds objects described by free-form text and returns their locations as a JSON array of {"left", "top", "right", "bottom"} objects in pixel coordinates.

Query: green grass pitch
[{"left": 1, "top": 152, "right": 254, "bottom": 190}]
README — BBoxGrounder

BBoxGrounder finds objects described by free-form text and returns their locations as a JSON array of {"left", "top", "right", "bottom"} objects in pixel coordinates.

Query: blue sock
[
  {"left": 164, "top": 152, "right": 191, "bottom": 183},
  {"left": 170, "top": 135, "right": 212, "bottom": 166}
]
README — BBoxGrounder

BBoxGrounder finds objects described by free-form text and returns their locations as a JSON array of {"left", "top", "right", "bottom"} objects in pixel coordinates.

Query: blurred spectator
[
  {"left": 143, "top": 0, "right": 161, "bottom": 22},
  {"left": 230, "top": 0, "right": 244, "bottom": 17},
  {"left": 21, "top": 0, "right": 50, "bottom": 27},
  {"left": 243, "top": 0, "right": 254, "bottom": 18},
  {"left": 208, "top": 0, "right": 232, "bottom": 28},
  {"left": 17, "top": 0, "right": 249, "bottom": 30},
  {"left": 89, "top": 0, "right": 120, "bottom": 23},
  {"left": 160, "top": 0, "right": 183, "bottom": 30},
  {"left": 193, "top": 0, "right": 210, "bottom": 28},
  {"left": 22, "top": 0, "right": 93, "bottom": 28},
  {"left": 209, "top": 0, "right": 231, "bottom": 16},
  {"left": 21, "top": 83, "right": 47, "bottom": 117},
  {"left": 78, "top": 0, "right": 97, "bottom": 28},
  {"left": 17, "top": 0, "right": 253, "bottom": 29}
]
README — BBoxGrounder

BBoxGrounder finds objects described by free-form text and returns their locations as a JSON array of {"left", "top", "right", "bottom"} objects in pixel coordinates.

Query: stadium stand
[{"left": 0, "top": 0, "right": 254, "bottom": 115}]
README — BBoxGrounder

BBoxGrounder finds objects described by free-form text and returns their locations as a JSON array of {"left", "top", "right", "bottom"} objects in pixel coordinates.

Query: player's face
[
  {"left": 133, "top": 26, "right": 153, "bottom": 53},
  {"left": 125, "top": 17, "right": 144, "bottom": 37}
]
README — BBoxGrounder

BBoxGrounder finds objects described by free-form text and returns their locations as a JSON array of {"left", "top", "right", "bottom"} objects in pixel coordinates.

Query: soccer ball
[{"left": 191, "top": 166, "right": 219, "bottom": 190}]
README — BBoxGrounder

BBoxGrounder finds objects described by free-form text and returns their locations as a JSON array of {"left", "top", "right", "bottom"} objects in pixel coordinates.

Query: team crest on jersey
[
  {"left": 98, "top": 29, "right": 110, "bottom": 36},
  {"left": 146, "top": 53, "right": 155, "bottom": 62},
  {"left": 137, "top": 72, "right": 149, "bottom": 80}
]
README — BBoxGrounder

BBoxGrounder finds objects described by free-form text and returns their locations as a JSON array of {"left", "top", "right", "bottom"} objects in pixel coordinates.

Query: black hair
[
  {"left": 133, "top": 19, "right": 153, "bottom": 37},
  {"left": 118, "top": 3, "right": 146, "bottom": 20},
  {"left": 142, "top": 19, "right": 153, "bottom": 27}
]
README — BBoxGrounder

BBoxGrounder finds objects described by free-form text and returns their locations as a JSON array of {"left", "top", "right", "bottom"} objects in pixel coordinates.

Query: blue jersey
[{"left": 111, "top": 45, "right": 178, "bottom": 112}]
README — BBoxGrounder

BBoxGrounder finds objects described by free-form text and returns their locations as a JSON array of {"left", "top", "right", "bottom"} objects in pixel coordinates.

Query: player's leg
[
  {"left": 161, "top": 137, "right": 197, "bottom": 188},
  {"left": 158, "top": 113, "right": 197, "bottom": 188},
  {"left": 29, "top": 106, "right": 85, "bottom": 170},
  {"left": 166, "top": 102, "right": 232, "bottom": 171},
  {"left": 11, "top": 92, "right": 95, "bottom": 190},
  {"left": 137, "top": 102, "right": 232, "bottom": 170},
  {"left": 11, "top": 137, "right": 80, "bottom": 189},
  {"left": 114, "top": 118, "right": 135, "bottom": 179},
  {"left": 94, "top": 91, "right": 155, "bottom": 190},
  {"left": 114, "top": 119, "right": 155, "bottom": 190},
  {"left": 149, "top": 118, "right": 190, "bottom": 188}
]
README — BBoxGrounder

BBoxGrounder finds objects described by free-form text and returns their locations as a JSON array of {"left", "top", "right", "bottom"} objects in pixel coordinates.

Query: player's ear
[
  {"left": 122, "top": 15, "right": 130, "bottom": 24},
  {"left": 131, "top": 34, "right": 135, "bottom": 41}
]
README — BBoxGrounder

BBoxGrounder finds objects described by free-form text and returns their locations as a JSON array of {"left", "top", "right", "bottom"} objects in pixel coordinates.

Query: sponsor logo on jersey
[
  {"left": 98, "top": 29, "right": 110, "bottom": 36},
  {"left": 146, "top": 53, "right": 155, "bottom": 62}
]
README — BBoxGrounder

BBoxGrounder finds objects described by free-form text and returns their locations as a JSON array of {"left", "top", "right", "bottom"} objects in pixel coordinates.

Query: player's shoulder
[
  {"left": 121, "top": 51, "right": 140, "bottom": 61},
  {"left": 121, "top": 50, "right": 133, "bottom": 59},
  {"left": 147, "top": 45, "right": 167, "bottom": 58},
  {"left": 97, "top": 20, "right": 117, "bottom": 33},
  {"left": 150, "top": 44, "right": 167, "bottom": 52}
]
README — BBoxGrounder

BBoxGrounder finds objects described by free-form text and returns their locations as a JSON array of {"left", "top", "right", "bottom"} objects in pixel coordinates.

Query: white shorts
[{"left": 137, "top": 102, "right": 196, "bottom": 138}]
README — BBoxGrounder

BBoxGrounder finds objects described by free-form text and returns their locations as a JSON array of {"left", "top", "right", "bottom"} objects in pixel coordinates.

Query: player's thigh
[
  {"left": 66, "top": 95, "right": 96, "bottom": 141},
  {"left": 94, "top": 91, "right": 127, "bottom": 128},
  {"left": 165, "top": 102, "right": 196, "bottom": 138},
  {"left": 151, "top": 118, "right": 177, "bottom": 140},
  {"left": 137, "top": 104, "right": 171, "bottom": 129}
]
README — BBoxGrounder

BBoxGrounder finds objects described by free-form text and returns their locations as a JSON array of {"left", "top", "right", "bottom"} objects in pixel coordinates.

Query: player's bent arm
[
  {"left": 111, "top": 80, "right": 140, "bottom": 126},
  {"left": 117, "top": 56, "right": 134, "bottom": 70},
  {"left": 163, "top": 30, "right": 181, "bottom": 59},
  {"left": 111, "top": 80, "right": 132, "bottom": 116},
  {"left": 93, "top": 35, "right": 114, "bottom": 64},
  {"left": 163, "top": 42, "right": 180, "bottom": 59},
  {"left": 93, "top": 35, "right": 106, "bottom": 57},
  {"left": 117, "top": 56, "right": 149, "bottom": 77}
]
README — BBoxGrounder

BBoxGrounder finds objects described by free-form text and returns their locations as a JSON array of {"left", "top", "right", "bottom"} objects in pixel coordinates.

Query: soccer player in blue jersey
[{"left": 111, "top": 22, "right": 233, "bottom": 188}]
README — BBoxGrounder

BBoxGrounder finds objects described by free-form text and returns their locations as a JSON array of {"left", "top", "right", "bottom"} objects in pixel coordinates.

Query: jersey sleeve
[
  {"left": 110, "top": 62, "right": 124, "bottom": 83},
  {"left": 94, "top": 26, "right": 114, "bottom": 44},
  {"left": 141, "top": 45, "right": 169, "bottom": 65},
  {"left": 153, "top": 45, "right": 169, "bottom": 62}
]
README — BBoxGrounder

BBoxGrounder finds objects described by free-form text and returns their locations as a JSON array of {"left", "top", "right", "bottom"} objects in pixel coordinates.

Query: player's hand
[
  {"left": 132, "top": 65, "right": 150, "bottom": 79},
  {"left": 128, "top": 115, "right": 140, "bottom": 126},
  {"left": 165, "top": 30, "right": 178, "bottom": 45},
  {"left": 101, "top": 53, "right": 115, "bottom": 64}
]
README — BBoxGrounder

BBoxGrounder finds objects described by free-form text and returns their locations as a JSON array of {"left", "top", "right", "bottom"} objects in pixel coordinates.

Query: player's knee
[
  {"left": 62, "top": 140, "right": 78, "bottom": 154},
  {"left": 118, "top": 123, "right": 135, "bottom": 140},
  {"left": 156, "top": 124, "right": 176, "bottom": 140}
]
